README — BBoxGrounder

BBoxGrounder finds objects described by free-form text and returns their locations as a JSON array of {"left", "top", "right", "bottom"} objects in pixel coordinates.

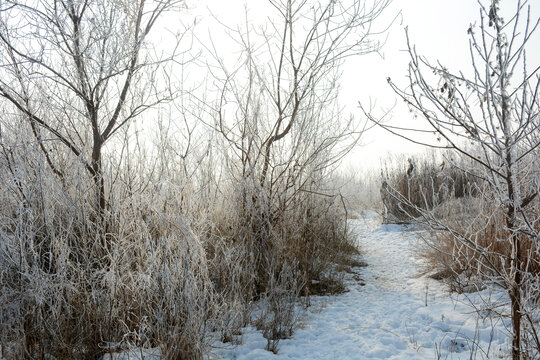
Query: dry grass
[
  {"left": 381, "top": 153, "right": 540, "bottom": 293},
  {"left": 421, "top": 197, "right": 540, "bottom": 288},
  {"left": 0, "top": 176, "right": 215, "bottom": 359},
  {"left": 380, "top": 154, "right": 479, "bottom": 223},
  {"left": 0, "top": 118, "right": 359, "bottom": 360},
  {"left": 0, "top": 163, "right": 359, "bottom": 359}
]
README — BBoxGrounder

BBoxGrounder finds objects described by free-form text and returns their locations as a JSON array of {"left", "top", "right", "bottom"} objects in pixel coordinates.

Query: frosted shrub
[
  {"left": 258, "top": 260, "right": 304, "bottom": 354},
  {"left": 205, "top": 237, "right": 255, "bottom": 344},
  {"left": 0, "top": 165, "right": 216, "bottom": 359}
]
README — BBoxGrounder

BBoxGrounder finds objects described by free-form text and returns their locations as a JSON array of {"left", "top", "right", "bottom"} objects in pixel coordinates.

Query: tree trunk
[
  {"left": 508, "top": 215, "right": 522, "bottom": 360},
  {"left": 506, "top": 165, "right": 522, "bottom": 359},
  {"left": 91, "top": 140, "right": 105, "bottom": 215},
  {"left": 510, "top": 272, "right": 522, "bottom": 360}
]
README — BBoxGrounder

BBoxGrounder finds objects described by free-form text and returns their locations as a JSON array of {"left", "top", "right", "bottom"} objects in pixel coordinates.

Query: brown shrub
[
  {"left": 380, "top": 154, "right": 479, "bottom": 223},
  {"left": 421, "top": 196, "right": 540, "bottom": 292}
]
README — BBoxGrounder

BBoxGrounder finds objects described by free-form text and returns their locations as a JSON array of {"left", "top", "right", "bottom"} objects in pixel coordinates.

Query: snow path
[{"left": 210, "top": 212, "right": 511, "bottom": 360}]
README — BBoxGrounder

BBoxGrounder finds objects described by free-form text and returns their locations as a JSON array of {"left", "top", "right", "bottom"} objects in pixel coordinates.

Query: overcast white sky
[{"left": 185, "top": 0, "right": 540, "bottom": 172}]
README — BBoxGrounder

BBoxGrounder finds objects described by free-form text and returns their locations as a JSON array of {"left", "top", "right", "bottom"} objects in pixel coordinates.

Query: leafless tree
[
  {"left": 365, "top": 1, "right": 540, "bottom": 358},
  {"left": 206, "top": 0, "right": 391, "bottom": 219},
  {"left": 0, "top": 0, "right": 185, "bottom": 220}
]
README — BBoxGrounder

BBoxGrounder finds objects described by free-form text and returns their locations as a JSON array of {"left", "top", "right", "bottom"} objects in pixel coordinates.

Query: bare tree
[
  {"left": 365, "top": 1, "right": 540, "bottom": 358},
  {"left": 0, "top": 0, "right": 184, "bottom": 219},
  {"left": 206, "top": 0, "right": 391, "bottom": 217}
]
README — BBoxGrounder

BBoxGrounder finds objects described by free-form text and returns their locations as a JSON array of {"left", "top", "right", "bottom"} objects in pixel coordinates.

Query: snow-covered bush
[
  {"left": 258, "top": 261, "right": 303, "bottom": 354},
  {"left": 0, "top": 158, "right": 216, "bottom": 359}
]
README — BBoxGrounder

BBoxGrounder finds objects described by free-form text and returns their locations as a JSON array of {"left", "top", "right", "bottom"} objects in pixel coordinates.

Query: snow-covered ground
[{"left": 208, "top": 211, "right": 512, "bottom": 360}]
